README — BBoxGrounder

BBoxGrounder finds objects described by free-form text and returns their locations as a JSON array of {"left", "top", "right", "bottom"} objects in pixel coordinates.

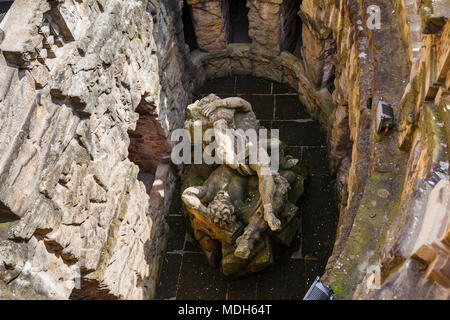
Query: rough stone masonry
[
  {"left": 0, "top": 0, "right": 191, "bottom": 299},
  {"left": 0, "top": 0, "right": 449, "bottom": 300}
]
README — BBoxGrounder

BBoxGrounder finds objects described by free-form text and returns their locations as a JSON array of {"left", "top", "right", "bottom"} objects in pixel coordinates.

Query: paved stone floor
[{"left": 156, "top": 76, "right": 338, "bottom": 300}]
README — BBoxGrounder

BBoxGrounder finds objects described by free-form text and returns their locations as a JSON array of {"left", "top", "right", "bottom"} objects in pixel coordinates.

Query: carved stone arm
[
  {"left": 181, "top": 186, "right": 210, "bottom": 216},
  {"left": 201, "top": 97, "right": 253, "bottom": 117}
]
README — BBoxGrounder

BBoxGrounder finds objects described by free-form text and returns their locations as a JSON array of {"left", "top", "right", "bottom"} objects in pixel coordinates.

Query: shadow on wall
[
  {"left": 0, "top": 1, "right": 14, "bottom": 24},
  {"left": 182, "top": 0, "right": 198, "bottom": 51},
  {"left": 128, "top": 103, "right": 171, "bottom": 195},
  {"left": 0, "top": 201, "right": 19, "bottom": 223}
]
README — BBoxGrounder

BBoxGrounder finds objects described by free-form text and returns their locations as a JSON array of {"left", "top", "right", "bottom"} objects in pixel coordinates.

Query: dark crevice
[
  {"left": 182, "top": 0, "right": 198, "bottom": 51},
  {"left": 228, "top": 0, "right": 251, "bottom": 44},
  {"left": 127, "top": 103, "right": 171, "bottom": 195},
  {"left": 0, "top": 201, "right": 19, "bottom": 223},
  {"left": 281, "top": 0, "right": 303, "bottom": 56},
  {"left": 69, "top": 278, "right": 119, "bottom": 300},
  {"left": 320, "top": 37, "right": 337, "bottom": 92}
]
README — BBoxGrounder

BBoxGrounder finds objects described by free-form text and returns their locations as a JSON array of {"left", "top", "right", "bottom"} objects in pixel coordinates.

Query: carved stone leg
[
  {"left": 187, "top": 0, "right": 228, "bottom": 53},
  {"left": 234, "top": 211, "right": 267, "bottom": 259},
  {"left": 250, "top": 156, "right": 282, "bottom": 232}
]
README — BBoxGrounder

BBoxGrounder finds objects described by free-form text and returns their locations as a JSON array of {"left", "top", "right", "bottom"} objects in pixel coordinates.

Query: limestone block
[
  {"left": 0, "top": 240, "right": 27, "bottom": 284},
  {"left": 248, "top": 0, "right": 281, "bottom": 55},
  {"left": 4, "top": 236, "right": 77, "bottom": 299},
  {"left": 30, "top": 64, "right": 50, "bottom": 89},
  {"left": 329, "top": 105, "right": 351, "bottom": 172},
  {"left": 418, "top": 0, "right": 450, "bottom": 34},
  {"left": 50, "top": 0, "right": 89, "bottom": 41},
  {"left": 436, "top": 22, "right": 450, "bottom": 83},
  {"left": 397, "top": 67, "right": 421, "bottom": 150},
  {"left": 188, "top": 0, "right": 228, "bottom": 52},
  {"left": 300, "top": 24, "right": 323, "bottom": 88},
  {"left": 396, "top": 0, "right": 423, "bottom": 63},
  {"left": 412, "top": 180, "right": 450, "bottom": 288},
  {"left": 251, "top": 54, "right": 282, "bottom": 82},
  {"left": 0, "top": 0, "right": 48, "bottom": 66},
  {"left": 280, "top": 51, "right": 301, "bottom": 89},
  {"left": 229, "top": 43, "right": 252, "bottom": 75},
  {"left": 0, "top": 52, "right": 16, "bottom": 101},
  {"left": 204, "top": 56, "right": 232, "bottom": 79}
]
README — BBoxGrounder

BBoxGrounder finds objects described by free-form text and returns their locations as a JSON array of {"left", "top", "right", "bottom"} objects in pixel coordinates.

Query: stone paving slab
[
  {"left": 236, "top": 76, "right": 272, "bottom": 94},
  {"left": 301, "top": 147, "right": 330, "bottom": 176},
  {"left": 239, "top": 94, "right": 275, "bottom": 120},
  {"left": 227, "top": 273, "right": 259, "bottom": 300},
  {"left": 300, "top": 177, "right": 338, "bottom": 261},
  {"left": 256, "top": 259, "right": 306, "bottom": 300},
  {"left": 166, "top": 215, "right": 186, "bottom": 252},
  {"left": 272, "top": 120, "right": 326, "bottom": 147},
  {"left": 184, "top": 233, "right": 202, "bottom": 252},
  {"left": 275, "top": 95, "right": 310, "bottom": 120},
  {"left": 156, "top": 253, "right": 182, "bottom": 300},
  {"left": 176, "top": 253, "right": 228, "bottom": 300}
]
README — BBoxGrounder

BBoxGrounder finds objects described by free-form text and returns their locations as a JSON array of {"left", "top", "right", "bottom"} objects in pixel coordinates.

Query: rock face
[
  {"left": 0, "top": 0, "right": 449, "bottom": 300},
  {"left": 185, "top": 0, "right": 450, "bottom": 300},
  {"left": 0, "top": 0, "right": 191, "bottom": 299}
]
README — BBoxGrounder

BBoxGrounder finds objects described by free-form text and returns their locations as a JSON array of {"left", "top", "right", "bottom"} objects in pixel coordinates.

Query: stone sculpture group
[{"left": 181, "top": 94, "right": 307, "bottom": 277}]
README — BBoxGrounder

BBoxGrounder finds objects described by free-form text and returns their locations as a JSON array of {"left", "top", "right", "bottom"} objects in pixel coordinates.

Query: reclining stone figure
[
  {"left": 184, "top": 94, "right": 298, "bottom": 232},
  {"left": 182, "top": 94, "right": 302, "bottom": 263},
  {"left": 182, "top": 164, "right": 294, "bottom": 260}
]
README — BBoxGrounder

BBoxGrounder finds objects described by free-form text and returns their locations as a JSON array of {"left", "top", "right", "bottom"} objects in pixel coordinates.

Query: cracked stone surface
[{"left": 0, "top": 0, "right": 191, "bottom": 300}]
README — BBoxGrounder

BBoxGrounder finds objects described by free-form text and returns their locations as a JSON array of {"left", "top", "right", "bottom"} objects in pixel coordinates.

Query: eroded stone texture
[
  {"left": 412, "top": 180, "right": 450, "bottom": 288},
  {"left": 0, "top": 0, "right": 190, "bottom": 300},
  {"left": 417, "top": 0, "right": 450, "bottom": 34},
  {"left": 248, "top": 0, "right": 282, "bottom": 55},
  {"left": 188, "top": 0, "right": 228, "bottom": 52},
  {"left": 0, "top": 0, "right": 449, "bottom": 301}
]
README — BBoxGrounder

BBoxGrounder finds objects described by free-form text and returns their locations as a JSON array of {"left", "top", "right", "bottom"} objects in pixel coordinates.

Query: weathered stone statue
[
  {"left": 184, "top": 94, "right": 299, "bottom": 231},
  {"left": 181, "top": 94, "right": 307, "bottom": 277}
]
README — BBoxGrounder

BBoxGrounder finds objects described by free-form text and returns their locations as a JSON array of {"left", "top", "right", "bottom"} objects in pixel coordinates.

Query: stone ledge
[{"left": 412, "top": 179, "right": 450, "bottom": 288}]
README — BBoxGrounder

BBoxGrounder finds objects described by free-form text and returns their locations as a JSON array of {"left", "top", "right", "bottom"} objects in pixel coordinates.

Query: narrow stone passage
[{"left": 156, "top": 76, "right": 338, "bottom": 300}]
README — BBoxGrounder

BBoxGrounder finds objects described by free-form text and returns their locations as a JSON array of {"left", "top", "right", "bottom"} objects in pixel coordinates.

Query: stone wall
[
  {"left": 0, "top": 0, "right": 190, "bottom": 299},
  {"left": 187, "top": 0, "right": 229, "bottom": 52},
  {"left": 295, "top": 0, "right": 450, "bottom": 300},
  {"left": 0, "top": 0, "right": 449, "bottom": 300},
  {"left": 185, "top": 0, "right": 450, "bottom": 299}
]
